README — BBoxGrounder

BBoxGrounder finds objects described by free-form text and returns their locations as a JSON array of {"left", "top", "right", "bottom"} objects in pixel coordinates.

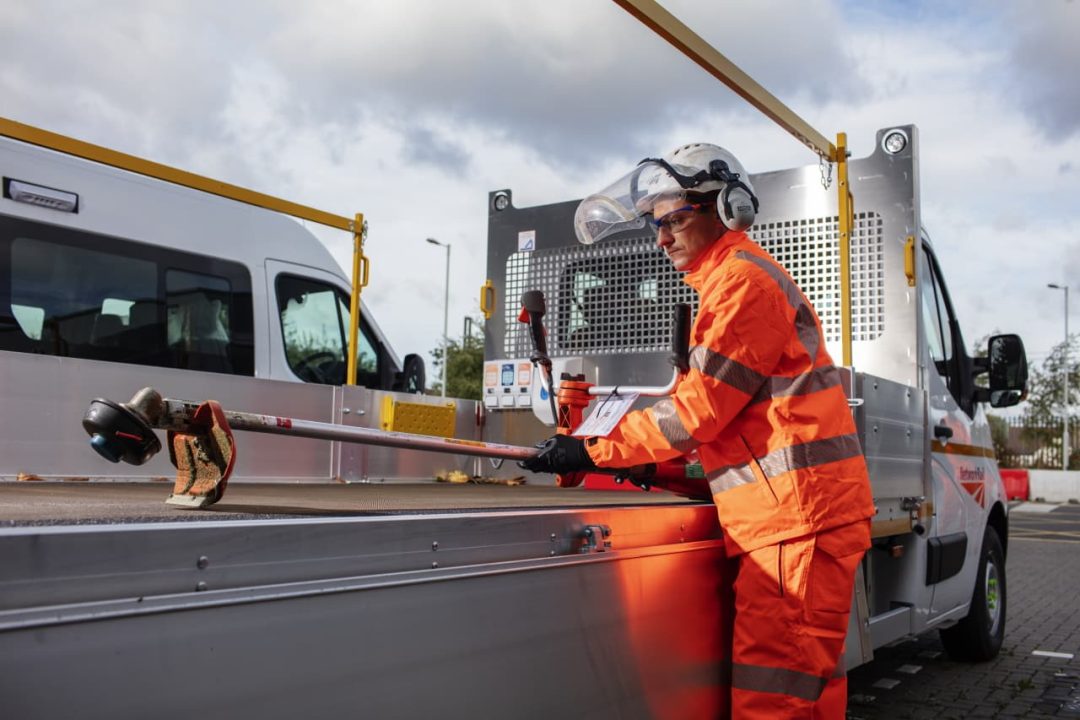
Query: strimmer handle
[
  {"left": 669, "top": 303, "right": 691, "bottom": 373},
  {"left": 520, "top": 290, "right": 548, "bottom": 356}
]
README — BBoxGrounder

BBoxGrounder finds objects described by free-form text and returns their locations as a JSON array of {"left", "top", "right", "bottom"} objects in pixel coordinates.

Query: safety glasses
[{"left": 650, "top": 202, "right": 712, "bottom": 232}]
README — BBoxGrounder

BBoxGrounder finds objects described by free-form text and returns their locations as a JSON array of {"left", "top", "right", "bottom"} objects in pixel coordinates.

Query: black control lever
[
  {"left": 520, "top": 290, "right": 548, "bottom": 357},
  {"left": 520, "top": 290, "right": 559, "bottom": 422},
  {"left": 669, "top": 303, "right": 691, "bottom": 373}
]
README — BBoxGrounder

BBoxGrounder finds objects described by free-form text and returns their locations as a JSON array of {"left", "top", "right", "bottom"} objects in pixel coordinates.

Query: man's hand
[{"left": 519, "top": 434, "right": 597, "bottom": 475}]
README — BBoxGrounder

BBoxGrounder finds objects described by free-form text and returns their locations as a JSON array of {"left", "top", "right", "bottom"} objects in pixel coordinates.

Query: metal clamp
[
  {"left": 580, "top": 525, "right": 612, "bottom": 554},
  {"left": 901, "top": 496, "right": 927, "bottom": 536}
]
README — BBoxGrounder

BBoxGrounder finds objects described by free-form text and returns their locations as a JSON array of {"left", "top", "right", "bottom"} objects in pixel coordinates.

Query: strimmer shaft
[
  {"left": 159, "top": 396, "right": 538, "bottom": 460},
  {"left": 84, "top": 387, "right": 538, "bottom": 464}
]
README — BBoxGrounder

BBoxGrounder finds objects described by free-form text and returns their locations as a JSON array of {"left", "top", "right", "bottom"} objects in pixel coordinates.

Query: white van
[
  {"left": 0, "top": 132, "right": 444, "bottom": 483},
  {"left": 0, "top": 136, "right": 421, "bottom": 389}
]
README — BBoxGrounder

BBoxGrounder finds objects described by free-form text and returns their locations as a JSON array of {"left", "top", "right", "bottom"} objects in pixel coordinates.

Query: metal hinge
[{"left": 580, "top": 525, "right": 612, "bottom": 554}]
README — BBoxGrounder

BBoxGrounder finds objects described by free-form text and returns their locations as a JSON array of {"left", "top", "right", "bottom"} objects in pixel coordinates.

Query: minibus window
[
  {"left": 276, "top": 274, "right": 348, "bottom": 385},
  {"left": 0, "top": 215, "right": 254, "bottom": 374}
]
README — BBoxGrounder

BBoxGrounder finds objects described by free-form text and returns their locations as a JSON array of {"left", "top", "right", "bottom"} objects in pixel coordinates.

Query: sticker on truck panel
[{"left": 959, "top": 466, "right": 987, "bottom": 508}]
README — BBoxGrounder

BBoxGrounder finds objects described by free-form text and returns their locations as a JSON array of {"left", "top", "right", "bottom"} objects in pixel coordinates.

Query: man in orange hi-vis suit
[{"left": 522, "top": 143, "right": 875, "bottom": 718}]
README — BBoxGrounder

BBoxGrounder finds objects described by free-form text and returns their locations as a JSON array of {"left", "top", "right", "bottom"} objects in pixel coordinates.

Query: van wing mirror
[
  {"left": 986, "top": 333, "right": 1028, "bottom": 408},
  {"left": 392, "top": 353, "right": 426, "bottom": 394}
]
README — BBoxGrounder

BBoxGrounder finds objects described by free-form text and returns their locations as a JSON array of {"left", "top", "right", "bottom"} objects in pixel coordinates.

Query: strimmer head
[{"left": 82, "top": 396, "right": 162, "bottom": 465}]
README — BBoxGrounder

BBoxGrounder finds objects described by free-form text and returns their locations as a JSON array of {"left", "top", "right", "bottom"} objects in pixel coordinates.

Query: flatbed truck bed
[
  {"left": 0, "top": 481, "right": 732, "bottom": 720},
  {"left": 0, "top": 480, "right": 701, "bottom": 525}
]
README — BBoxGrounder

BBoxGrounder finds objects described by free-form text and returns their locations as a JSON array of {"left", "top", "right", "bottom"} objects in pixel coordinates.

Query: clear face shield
[{"left": 572, "top": 158, "right": 716, "bottom": 245}]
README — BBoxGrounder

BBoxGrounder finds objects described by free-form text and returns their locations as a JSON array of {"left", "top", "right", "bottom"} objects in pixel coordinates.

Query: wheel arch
[{"left": 987, "top": 500, "right": 1009, "bottom": 558}]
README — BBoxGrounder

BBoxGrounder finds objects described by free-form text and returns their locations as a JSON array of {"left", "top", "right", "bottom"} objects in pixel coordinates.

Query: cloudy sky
[{"left": 3, "top": 0, "right": 1079, "bottom": 380}]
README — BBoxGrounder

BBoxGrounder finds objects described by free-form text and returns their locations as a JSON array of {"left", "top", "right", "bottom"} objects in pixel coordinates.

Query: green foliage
[
  {"left": 987, "top": 333, "right": 1078, "bottom": 469},
  {"left": 986, "top": 414, "right": 1014, "bottom": 468},
  {"left": 430, "top": 317, "right": 484, "bottom": 400},
  {"left": 1022, "top": 334, "right": 1078, "bottom": 425}
]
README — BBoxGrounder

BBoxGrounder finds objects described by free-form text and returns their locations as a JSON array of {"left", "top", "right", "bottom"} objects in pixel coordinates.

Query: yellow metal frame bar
[
  {"left": 836, "top": 134, "right": 853, "bottom": 366},
  {"left": 0, "top": 117, "right": 355, "bottom": 231},
  {"left": 346, "top": 214, "right": 370, "bottom": 386},
  {"left": 1, "top": 116, "right": 371, "bottom": 383},
  {"left": 612, "top": 0, "right": 837, "bottom": 162},
  {"left": 612, "top": 0, "right": 854, "bottom": 364}
]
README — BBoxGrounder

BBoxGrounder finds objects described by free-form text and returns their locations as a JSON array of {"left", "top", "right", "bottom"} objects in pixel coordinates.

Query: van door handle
[{"left": 934, "top": 424, "right": 954, "bottom": 440}]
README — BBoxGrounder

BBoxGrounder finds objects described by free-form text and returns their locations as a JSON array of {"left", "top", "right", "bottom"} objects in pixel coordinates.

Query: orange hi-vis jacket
[{"left": 586, "top": 231, "right": 875, "bottom": 556}]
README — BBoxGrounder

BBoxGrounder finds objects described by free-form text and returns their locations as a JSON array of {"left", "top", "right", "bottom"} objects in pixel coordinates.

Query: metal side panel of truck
[
  {"left": 0, "top": 495, "right": 734, "bottom": 720},
  {"left": 482, "top": 125, "right": 1015, "bottom": 667}
]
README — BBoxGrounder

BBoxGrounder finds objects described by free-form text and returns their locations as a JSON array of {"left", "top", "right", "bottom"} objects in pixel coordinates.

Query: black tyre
[{"left": 940, "top": 526, "right": 1006, "bottom": 661}]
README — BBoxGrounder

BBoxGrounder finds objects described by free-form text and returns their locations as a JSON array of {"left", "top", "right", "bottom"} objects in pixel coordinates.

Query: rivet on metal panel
[
  {"left": 549, "top": 533, "right": 556, "bottom": 541},
  {"left": 873, "top": 425, "right": 879, "bottom": 433},
  {"left": 431, "top": 561, "right": 439, "bottom": 569},
  {"left": 343, "top": 408, "right": 351, "bottom": 415},
  {"left": 196, "top": 581, "right": 208, "bottom": 592},
  {"left": 196, "top": 556, "right": 209, "bottom": 570},
  {"left": 432, "top": 541, "right": 439, "bottom": 551}
]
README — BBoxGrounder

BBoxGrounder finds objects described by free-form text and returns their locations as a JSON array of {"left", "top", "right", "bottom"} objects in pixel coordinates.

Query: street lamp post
[
  {"left": 1049, "top": 283, "right": 1070, "bottom": 471},
  {"left": 427, "top": 238, "right": 451, "bottom": 397}
]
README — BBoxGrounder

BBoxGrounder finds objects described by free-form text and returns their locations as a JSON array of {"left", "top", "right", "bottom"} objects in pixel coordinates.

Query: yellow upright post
[
  {"left": 836, "top": 133, "right": 854, "bottom": 367},
  {"left": 346, "top": 213, "right": 369, "bottom": 386}
]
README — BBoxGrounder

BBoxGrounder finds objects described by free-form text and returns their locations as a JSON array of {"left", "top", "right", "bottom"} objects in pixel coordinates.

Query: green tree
[
  {"left": 986, "top": 414, "right": 1015, "bottom": 468},
  {"left": 976, "top": 332, "right": 1078, "bottom": 468},
  {"left": 430, "top": 318, "right": 484, "bottom": 400},
  {"left": 1021, "top": 336, "right": 1078, "bottom": 424},
  {"left": 1017, "top": 335, "right": 1078, "bottom": 468}
]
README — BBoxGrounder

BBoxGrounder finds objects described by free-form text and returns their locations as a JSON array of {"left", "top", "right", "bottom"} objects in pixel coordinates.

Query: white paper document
[{"left": 572, "top": 392, "right": 639, "bottom": 437}]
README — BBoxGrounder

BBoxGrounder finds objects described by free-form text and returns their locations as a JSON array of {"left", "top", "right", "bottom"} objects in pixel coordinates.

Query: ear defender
[
  {"left": 719, "top": 182, "right": 759, "bottom": 232},
  {"left": 708, "top": 158, "right": 760, "bottom": 232}
]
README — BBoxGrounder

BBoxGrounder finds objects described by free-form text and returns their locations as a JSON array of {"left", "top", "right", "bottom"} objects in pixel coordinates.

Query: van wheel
[{"left": 939, "top": 526, "right": 1006, "bottom": 661}]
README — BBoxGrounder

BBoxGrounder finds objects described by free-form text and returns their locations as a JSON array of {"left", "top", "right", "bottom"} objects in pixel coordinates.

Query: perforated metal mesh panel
[
  {"left": 502, "top": 211, "right": 884, "bottom": 357},
  {"left": 750, "top": 211, "right": 884, "bottom": 343},
  {"left": 503, "top": 235, "right": 692, "bottom": 358}
]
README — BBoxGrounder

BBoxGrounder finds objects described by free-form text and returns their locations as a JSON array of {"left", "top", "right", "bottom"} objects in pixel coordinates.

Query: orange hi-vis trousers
[{"left": 729, "top": 519, "right": 870, "bottom": 718}]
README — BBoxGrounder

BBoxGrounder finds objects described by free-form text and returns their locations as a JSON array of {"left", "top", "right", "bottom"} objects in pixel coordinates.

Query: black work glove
[
  {"left": 614, "top": 464, "right": 658, "bottom": 492},
  {"left": 519, "top": 434, "right": 597, "bottom": 475}
]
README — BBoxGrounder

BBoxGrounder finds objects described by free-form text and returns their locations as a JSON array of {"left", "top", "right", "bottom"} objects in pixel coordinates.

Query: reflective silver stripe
[
  {"left": 735, "top": 250, "right": 821, "bottom": 361},
  {"left": 732, "top": 662, "right": 829, "bottom": 701},
  {"left": 651, "top": 399, "right": 699, "bottom": 453},
  {"left": 706, "top": 432, "right": 862, "bottom": 496},
  {"left": 749, "top": 364, "right": 843, "bottom": 405},
  {"left": 689, "top": 345, "right": 767, "bottom": 396},
  {"left": 707, "top": 464, "right": 756, "bottom": 494},
  {"left": 756, "top": 433, "right": 863, "bottom": 479}
]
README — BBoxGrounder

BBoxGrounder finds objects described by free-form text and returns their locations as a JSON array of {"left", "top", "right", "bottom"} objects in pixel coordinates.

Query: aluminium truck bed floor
[{"left": 0, "top": 481, "right": 702, "bottom": 526}]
